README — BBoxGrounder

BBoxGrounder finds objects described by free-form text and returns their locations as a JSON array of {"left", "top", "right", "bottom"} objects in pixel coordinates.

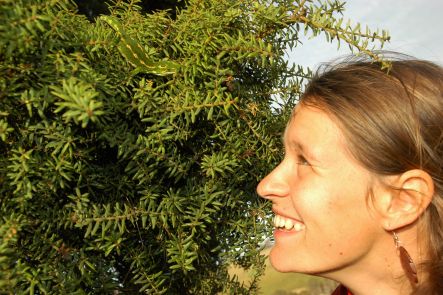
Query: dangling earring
[{"left": 392, "top": 231, "right": 418, "bottom": 285}]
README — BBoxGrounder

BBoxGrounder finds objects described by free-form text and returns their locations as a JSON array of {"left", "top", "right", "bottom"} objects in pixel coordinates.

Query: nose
[{"left": 256, "top": 161, "right": 290, "bottom": 200}]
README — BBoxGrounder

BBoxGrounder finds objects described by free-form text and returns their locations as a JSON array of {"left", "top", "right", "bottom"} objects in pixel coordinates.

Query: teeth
[
  {"left": 284, "top": 219, "right": 292, "bottom": 230},
  {"left": 294, "top": 223, "right": 302, "bottom": 231},
  {"left": 280, "top": 217, "right": 285, "bottom": 228},
  {"left": 273, "top": 214, "right": 304, "bottom": 231}
]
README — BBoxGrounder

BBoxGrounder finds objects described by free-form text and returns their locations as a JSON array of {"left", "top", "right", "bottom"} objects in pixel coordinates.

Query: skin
[{"left": 256, "top": 105, "right": 416, "bottom": 295}]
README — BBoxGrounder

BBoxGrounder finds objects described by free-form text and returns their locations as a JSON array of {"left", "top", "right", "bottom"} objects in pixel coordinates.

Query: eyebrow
[
  {"left": 287, "top": 140, "right": 306, "bottom": 154},
  {"left": 284, "top": 137, "right": 318, "bottom": 160}
]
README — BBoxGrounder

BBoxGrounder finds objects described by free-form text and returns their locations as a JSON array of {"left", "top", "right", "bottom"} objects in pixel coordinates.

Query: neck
[{"left": 321, "top": 231, "right": 420, "bottom": 295}]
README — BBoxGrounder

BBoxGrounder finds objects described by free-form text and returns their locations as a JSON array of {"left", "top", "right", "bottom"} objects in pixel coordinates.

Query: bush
[{"left": 0, "top": 0, "right": 388, "bottom": 293}]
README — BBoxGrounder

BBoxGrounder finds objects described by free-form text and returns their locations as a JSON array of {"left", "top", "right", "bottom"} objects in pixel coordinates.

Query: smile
[{"left": 273, "top": 214, "right": 305, "bottom": 231}]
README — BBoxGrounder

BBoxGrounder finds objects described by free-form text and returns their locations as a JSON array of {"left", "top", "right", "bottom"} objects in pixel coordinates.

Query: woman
[{"left": 256, "top": 55, "right": 443, "bottom": 295}]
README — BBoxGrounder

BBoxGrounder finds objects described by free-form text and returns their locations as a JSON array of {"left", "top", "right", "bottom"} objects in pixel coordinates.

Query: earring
[{"left": 392, "top": 231, "right": 418, "bottom": 285}]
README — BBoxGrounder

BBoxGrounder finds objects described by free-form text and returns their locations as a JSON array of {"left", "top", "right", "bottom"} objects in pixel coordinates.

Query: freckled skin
[{"left": 257, "top": 106, "right": 385, "bottom": 276}]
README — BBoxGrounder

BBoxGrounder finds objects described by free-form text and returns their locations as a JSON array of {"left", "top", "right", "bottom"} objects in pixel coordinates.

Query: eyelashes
[
  {"left": 283, "top": 149, "right": 312, "bottom": 167},
  {"left": 296, "top": 155, "right": 310, "bottom": 166}
]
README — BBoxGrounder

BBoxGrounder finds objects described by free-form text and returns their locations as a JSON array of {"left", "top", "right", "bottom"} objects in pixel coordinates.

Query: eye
[{"left": 296, "top": 155, "right": 310, "bottom": 166}]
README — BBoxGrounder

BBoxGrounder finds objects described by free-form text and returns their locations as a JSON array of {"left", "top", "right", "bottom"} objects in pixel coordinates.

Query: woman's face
[{"left": 257, "top": 105, "right": 384, "bottom": 276}]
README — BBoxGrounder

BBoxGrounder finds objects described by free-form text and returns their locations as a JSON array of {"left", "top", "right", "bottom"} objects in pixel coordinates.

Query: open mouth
[{"left": 273, "top": 214, "right": 305, "bottom": 231}]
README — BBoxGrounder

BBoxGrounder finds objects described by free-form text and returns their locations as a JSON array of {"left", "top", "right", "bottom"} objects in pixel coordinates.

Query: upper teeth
[{"left": 273, "top": 214, "right": 304, "bottom": 231}]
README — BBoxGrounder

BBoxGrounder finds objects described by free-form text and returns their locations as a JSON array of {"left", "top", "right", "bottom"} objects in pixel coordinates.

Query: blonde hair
[{"left": 300, "top": 54, "right": 443, "bottom": 294}]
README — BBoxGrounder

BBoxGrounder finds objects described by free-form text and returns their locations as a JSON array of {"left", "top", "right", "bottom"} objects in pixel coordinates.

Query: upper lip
[{"left": 272, "top": 207, "right": 303, "bottom": 223}]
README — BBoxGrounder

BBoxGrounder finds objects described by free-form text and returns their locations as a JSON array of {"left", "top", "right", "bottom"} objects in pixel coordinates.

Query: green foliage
[{"left": 0, "top": 0, "right": 388, "bottom": 293}]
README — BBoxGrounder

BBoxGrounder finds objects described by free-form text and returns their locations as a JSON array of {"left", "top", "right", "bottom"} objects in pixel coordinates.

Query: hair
[{"left": 299, "top": 53, "right": 443, "bottom": 294}]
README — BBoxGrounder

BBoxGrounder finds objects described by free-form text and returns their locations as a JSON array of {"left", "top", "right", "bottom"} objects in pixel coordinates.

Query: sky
[{"left": 288, "top": 0, "right": 443, "bottom": 70}]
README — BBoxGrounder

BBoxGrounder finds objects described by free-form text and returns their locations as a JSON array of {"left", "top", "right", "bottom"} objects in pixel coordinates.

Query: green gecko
[{"left": 101, "top": 15, "right": 179, "bottom": 76}]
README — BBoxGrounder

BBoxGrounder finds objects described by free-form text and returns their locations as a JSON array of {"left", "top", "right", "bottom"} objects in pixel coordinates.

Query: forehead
[{"left": 284, "top": 105, "right": 347, "bottom": 158}]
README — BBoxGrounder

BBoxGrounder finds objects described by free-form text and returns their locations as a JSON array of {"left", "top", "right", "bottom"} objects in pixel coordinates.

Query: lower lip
[{"left": 273, "top": 228, "right": 302, "bottom": 239}]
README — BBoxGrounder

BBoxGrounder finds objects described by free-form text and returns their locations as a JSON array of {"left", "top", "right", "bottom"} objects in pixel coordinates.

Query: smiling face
[{"left": 257, "top": 105, "right": 386, "bottom": 277}]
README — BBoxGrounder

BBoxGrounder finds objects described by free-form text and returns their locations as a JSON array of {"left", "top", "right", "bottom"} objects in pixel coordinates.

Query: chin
[
  {"left": 269, "top": 246, "right": 329, "bottom": 275},
  {"left": 269, "top": 246, "right": 298, "bottom": 273}
]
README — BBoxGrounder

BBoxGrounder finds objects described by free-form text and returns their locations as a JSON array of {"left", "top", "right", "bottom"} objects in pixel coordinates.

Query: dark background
[{"left": 73, "top": 0, "right": 186, "bottom": 20}]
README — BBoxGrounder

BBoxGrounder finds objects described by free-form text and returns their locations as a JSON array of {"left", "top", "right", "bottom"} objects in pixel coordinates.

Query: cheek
[
  {"left": 290, "top": 176, "right": 336, "bottom": 214},
  {"left": 292, "top": 172, "right": 372, "bottom": 227}
]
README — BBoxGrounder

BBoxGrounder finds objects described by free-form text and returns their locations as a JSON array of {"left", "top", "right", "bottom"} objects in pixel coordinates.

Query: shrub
[{"left": 0, "top": 0, "right": 388, "bottom": 293}]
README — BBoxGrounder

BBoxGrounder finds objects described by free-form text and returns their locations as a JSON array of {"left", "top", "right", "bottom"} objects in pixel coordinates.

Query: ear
[{"left": 376, "top": 169, "right": 434, "bottom": 231}]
